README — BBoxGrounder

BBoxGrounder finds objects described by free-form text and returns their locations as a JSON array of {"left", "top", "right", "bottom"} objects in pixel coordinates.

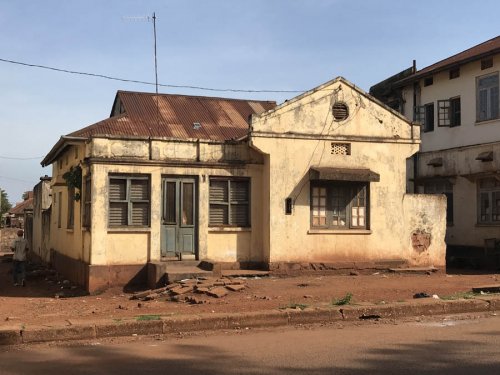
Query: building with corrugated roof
[{"left": 40, "top": 79, "right": 446, "bottom": 292}]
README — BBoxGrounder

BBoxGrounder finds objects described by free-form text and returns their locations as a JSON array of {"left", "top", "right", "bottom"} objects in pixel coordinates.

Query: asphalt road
[{"left": 1, "top": 315, "right": 500, "bottom": 374}]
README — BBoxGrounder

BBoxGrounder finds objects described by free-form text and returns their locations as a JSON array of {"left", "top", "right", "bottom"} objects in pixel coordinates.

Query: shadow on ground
[{"left": 1, "top": 333, "right": 499, "bottom": 374}]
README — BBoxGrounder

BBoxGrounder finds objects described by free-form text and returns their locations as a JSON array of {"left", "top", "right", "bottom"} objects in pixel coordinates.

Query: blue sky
[{"left": 0, "top": 0, "right": 498, "bottom": 203}]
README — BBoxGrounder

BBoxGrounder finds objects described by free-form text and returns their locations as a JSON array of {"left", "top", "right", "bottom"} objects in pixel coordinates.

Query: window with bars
[
  {"left": 478, "top": 178, "right": 500, "bottom": 225},
  {"left": 108, "top": 175, "right": 150, "bottom": 227},
  {"left": 311, "top": 182, "right": 368, "bottom": 229},
  {"left": 209, "top": 178, "right": 250, "bottom": 227},
  {"left": 83, "top": 176, "right": 91, "bottom": 228},
  {"left": 477, "top": 73, "right": 499, "bottom": 122},
  {"left": 67, "top": 186, "right": 75, "bottom": 229},
  {"left": 438, "top": 97, "right": 461, "bottom": 127}
]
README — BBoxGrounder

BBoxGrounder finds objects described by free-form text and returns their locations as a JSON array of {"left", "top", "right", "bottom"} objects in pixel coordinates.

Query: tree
[{"left": 1, "top": 188, "right": 12, "bottom": 217}]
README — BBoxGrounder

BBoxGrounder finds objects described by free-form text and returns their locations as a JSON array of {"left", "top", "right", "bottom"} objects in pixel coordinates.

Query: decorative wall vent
[
  {"left": 193, "top": 122, "right": 202, "bottom": 130},
  {"left": 332, "top": 102, "right": 349, "bottom": 121},
  {"left": 331, "top": 143, "right": 351, "bottom": 155}
]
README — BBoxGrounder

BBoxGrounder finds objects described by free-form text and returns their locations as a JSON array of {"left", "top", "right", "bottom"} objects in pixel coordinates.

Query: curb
[{"left": 1, "top": 297, "right": 499, "bottom": 346}]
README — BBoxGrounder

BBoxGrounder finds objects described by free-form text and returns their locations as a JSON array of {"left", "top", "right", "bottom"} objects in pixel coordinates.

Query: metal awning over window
[{"left": 309, "top": 167, "right": 380, "bottom": 182}]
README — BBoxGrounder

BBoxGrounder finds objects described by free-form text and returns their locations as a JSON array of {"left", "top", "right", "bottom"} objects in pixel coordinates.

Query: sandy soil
[{"left": 1, "top": 257, "right": 499, "bottom": 328}]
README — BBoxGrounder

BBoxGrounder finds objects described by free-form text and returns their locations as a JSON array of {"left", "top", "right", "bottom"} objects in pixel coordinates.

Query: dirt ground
[{"left": 1, "top": 256, "right": 499, "bottom": 329}]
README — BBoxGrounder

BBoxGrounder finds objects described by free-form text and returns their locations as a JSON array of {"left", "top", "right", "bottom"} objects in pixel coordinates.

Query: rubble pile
[{"left": 130, "top": 276, "right": 247, "bottom": 304}]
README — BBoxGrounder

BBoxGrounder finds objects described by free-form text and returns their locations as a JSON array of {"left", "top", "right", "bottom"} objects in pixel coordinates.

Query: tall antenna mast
[{"left": 152, "top": 12, "right": 158, "bottom": 96}]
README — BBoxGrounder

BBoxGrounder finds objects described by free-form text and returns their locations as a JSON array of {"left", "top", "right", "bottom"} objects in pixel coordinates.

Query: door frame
[{"left": 160, "top": 175, "right": 199, "bottom": 260}]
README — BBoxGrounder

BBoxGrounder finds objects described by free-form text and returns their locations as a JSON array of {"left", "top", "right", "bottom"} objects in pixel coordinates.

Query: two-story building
[{"left": 371, "top": 36, "right": 500, "bottom": 267}]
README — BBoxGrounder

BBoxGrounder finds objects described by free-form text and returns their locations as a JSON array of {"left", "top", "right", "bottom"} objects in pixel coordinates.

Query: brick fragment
[{"left": 207, "top": 287, "right": 228, "bottom": 298}]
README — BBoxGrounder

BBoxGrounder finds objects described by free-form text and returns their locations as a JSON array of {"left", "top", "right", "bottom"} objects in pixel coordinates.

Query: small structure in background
[{"left": 6, "top": 191, "right": 34, "bottom": 229}]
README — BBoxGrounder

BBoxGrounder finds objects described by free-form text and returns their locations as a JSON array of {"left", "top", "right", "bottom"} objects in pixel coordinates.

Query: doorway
[{"left": 160, "top": 177, "right": 197, "bottom": 259}]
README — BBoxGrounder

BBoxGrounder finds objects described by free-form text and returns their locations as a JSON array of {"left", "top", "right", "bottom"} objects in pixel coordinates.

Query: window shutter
[
  {"left": 210, "top": 180, "right": 228, "bottom": 202},
  {"left": 131, "top": 202, "right": 149, "bottom": 226},
  {"left": 109, "top": 179, "right": 126, "bottom": 200},
  {"left": 230, "top": 181, "right": 249, "bottom": 202},
  {"left": 130, "top": 179, "right": 149, "bottom": 200},
  {"left": 209, "top": 204, "right": 228, "bottom": 225},
  {"left": 230, "top": 204, "right": 248, "bottom": 226},
  {"left": 109, "top": 202, "right": 127, "bottom": 226}
]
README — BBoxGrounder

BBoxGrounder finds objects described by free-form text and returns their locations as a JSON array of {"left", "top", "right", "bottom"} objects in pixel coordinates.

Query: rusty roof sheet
[
  {"left": 9, "top": 196, "right": 34, "bottom": 215},
  {"left": 69, "top": 91, "right": 276, "bottom": 141},
  {"left": 397, "top": 35, "right": 500, "bottom": 85}
]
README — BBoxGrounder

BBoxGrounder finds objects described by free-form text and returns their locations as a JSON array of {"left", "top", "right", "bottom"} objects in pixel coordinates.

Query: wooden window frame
[
  {"left": 108, "top": 174, "right": 150, "bottom": 228},
  {"left": 438, "top": 97, "right": 461, "bottom": 127},
  {"left": 209, "top": 177, "right": 250, "bottom": 227},
  {"left": 310, "top": 181, "right": 369, "bottom": 230}
]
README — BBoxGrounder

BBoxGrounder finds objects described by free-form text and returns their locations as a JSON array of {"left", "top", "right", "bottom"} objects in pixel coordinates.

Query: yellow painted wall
[
  {"left": 250, "top": 78, "right": 445, "bottom": 266},
  {"left": 86, "top": 140, "right": 264, "bottom": 266},
  {"left": 48, "top": 144, "right": 87, "bottom": 262}
]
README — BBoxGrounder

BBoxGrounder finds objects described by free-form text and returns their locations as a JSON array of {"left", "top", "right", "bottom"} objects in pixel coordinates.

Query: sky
[{"left": 0, "top": 0, "right": 498, "bottom": 204}]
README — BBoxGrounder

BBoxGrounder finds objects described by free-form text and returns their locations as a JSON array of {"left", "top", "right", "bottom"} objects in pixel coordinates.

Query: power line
[
  {"left": 0, "top": 57, "right": 306, "bottom": 94},
  {"left": 0, "top": 175, "right": 35, "bottom": 184},
  {"left": 0, "top": 156, "right": 43, "bottom": 160}
]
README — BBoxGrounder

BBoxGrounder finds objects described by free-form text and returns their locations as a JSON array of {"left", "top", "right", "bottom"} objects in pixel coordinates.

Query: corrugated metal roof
[
  {"left": 69, "top": 91, "right": 276, "bottom": 141},
  {"left": 9, "top": 195, "right": 34, "bottom": 215},
  {"left": 396, "top": 35, "right": 500, "bottom": 85}
]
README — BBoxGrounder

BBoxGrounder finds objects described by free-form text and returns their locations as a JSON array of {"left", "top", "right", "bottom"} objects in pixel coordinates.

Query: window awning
[
  {"left": 309, "top": 167, "right": 380, "bottom": 182},
  {"left": 427, "top": 157, "right": 443, "bottom": 167}
]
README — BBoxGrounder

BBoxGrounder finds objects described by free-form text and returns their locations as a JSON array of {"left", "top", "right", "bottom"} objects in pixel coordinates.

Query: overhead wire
[{"left": 0, "top": 57, "right": 309, "bottom": 94}]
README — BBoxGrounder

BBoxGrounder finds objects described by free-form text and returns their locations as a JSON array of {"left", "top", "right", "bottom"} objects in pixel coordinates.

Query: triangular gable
[{"left": 251, "top": 77, "right": 419, "bottom": 143}]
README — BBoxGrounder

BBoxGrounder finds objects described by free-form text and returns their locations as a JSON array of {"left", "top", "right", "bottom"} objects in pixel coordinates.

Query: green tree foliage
[{"left": 0, "top": 188, "right": 12, "bottom": 216}]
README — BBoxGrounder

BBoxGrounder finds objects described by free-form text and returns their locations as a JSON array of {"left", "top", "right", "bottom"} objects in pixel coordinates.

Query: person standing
[{"left": 10, "top": 229, "right": 29, "bottom": 286}]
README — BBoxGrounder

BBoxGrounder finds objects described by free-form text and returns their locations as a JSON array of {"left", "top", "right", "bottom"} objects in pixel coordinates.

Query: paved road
[{"left": 1, "top": 315, "right": 500, "bottom": 374}]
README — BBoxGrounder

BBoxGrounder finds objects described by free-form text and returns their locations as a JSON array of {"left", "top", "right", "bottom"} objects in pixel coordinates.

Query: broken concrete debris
[{"left": 129, "top": 276, "right": 247, "bottom": 303}]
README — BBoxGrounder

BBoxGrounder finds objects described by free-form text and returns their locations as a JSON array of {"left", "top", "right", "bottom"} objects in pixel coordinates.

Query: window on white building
[
  {"left": 476, "top": 73, "right": 499, "bottom": 122},
  {"left": 478, "top": 178, "right": 500, "bottom": 225},
  {"left": 438, "top": 97, "right": 461, "bottom": 127}
]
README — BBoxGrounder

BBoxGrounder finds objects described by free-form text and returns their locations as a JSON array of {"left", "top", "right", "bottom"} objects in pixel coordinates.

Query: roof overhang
[
  {"left": 395, "top": 48, "right": 500, "bottom": 87},
  {"left": 41, "top": 136, "right": 86, "bottom": 167},
  {"left": 309, "top": 167, "right": 380, "bottom": 182}
]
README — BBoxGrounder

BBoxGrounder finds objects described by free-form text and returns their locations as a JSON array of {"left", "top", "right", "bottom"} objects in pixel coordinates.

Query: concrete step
[
  {"left": 389, "top": 266, "right": 438, "bottom": 274},
  {"left": 165, "top": 263, "right": 213, "bottom": 284}
]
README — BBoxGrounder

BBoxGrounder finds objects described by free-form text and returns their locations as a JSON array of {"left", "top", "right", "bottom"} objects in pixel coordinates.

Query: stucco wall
[
  {"left": 402, "top": 194, "right": 446, "bottom": 267},
  {"left": 250, "top": 78, "right": 443, "bottom": 266},
  {"left": 87, "top": 138, "right": 265, "bottom": 266},
  {"left": 48, "top": 144, "right": 86, "bottom": 262}
]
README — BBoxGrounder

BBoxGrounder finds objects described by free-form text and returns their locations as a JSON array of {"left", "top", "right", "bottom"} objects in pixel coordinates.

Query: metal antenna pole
[{"left": 153, "top": 12, "right": 158, "bottom": 96}]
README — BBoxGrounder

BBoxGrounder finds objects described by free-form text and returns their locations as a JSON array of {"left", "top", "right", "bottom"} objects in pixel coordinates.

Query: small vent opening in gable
[
  {"left": 332, "top": 102, "right": 349, "bottom": 121},
  {"left": 331, "top": 143, "right": 351, "bottom": 155},
  {"left": 193, "top": 122, "right": 202, "bottom": 130}
]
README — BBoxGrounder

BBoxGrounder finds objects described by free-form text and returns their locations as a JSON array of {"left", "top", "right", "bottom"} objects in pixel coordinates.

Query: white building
[{"left": 371, "top": 36, "right": 500, "bottom": 268}]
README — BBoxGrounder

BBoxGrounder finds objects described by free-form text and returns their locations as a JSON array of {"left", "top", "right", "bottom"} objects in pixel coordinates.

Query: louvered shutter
[
  {"left": 230, "top": 181, "right": 249, "bottom": 226},
  {"left": 209, "top": 180, "right": 228, "bottom": 225},
  {"left": 109, "top": 202, "right": 127, "bottom": 226},
  {"left": 130, "top": 179, "right": 148, "bottom": 200},
  {"left": 210, "top": 180, "right": 228, "bottom": 202},
  {"left": 209, "top": 204, "right": 228, "bottom": 225},
  {"left": 109, "top": 179, "right": 126, "bottom": 200},
  {"left": 131, "top": 203, "right": 149, "bottom": 226}
]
